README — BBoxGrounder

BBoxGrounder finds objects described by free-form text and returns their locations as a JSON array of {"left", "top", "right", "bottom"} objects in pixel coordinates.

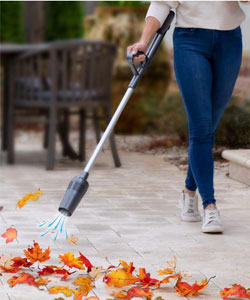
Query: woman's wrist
[{"left": 138, "top": 39, "right": 148, "bottom": 48}]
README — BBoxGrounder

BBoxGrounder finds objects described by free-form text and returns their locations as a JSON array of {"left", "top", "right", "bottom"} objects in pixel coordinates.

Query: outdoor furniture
[
  {"left": 0, "top": 43, "right": 49, "bottom": 151},
  {"left": 7, "top": 39, "right": 121, "bottom": 170}
]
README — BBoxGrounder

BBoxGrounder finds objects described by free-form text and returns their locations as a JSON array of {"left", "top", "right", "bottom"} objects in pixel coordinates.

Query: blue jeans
[{"left": 173, "top": 26, "right": 242, "bottom": 208}]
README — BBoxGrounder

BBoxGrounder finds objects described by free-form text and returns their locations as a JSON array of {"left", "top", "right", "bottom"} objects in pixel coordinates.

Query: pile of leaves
[
  {"left": 0, "top": 242, "right": 212, "bottom": 300},
  {"left": 1, "top": 242, "right": 249, "bottom": 300}
]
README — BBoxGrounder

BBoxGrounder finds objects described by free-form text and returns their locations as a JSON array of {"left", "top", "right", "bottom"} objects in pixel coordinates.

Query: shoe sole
[
  {"left": 202, "top": 225, "right": 224, "bottom": 233},
  {"left": 181, "top": 214, "right": 201, "bottom": 222}
]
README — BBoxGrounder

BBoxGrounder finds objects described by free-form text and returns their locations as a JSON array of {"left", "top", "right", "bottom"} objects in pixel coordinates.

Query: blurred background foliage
[
  {"left": 100, "top": 1, "right": 146, "bottom": 6},
  {"left": 138, "top": 91, "right": 250, "bottom": 148},
  {"left": 46, "top": 1, "right": 85, "bottom": 41},
  {"left": 0, "top": 1, "right": 25, "bottom": 43}
]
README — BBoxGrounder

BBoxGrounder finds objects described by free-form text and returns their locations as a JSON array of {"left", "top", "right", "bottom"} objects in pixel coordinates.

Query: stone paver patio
[{"left": 0, "top": 132, "right": 250, "bottom": 299}]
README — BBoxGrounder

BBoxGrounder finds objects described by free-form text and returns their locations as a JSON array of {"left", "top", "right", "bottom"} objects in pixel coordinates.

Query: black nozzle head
[{"left": 58, "top": 172, "right": 89, "bottom": 217}]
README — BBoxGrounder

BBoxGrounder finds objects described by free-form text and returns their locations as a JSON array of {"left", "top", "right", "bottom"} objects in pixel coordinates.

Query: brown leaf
[
  {"left": 89, "top": 266, "right": 102, "bottom": 281},
  {"left": 67, "top": 234, "right": 79, "bottom": 246}
]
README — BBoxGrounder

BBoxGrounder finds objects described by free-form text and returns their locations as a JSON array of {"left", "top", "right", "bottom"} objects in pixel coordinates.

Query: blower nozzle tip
[{"left": 58, "top": 172, "right": 89, "bottom": 217}]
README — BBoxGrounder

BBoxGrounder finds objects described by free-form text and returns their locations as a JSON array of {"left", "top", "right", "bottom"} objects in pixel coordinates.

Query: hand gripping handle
[
  {"left": 127, "top": 11, "right": 175, "bottom": 88},
  {"left": 126, "top": 50, "right": 147, "bottom": 75}
]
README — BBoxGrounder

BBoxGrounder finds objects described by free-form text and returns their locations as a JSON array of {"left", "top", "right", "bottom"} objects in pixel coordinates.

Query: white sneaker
[
  {"left": 179, "top": 191, "right": 201, "bottom": 222},
  {"left": 202, "top": 208, "right": 223, "bottom": 233}
]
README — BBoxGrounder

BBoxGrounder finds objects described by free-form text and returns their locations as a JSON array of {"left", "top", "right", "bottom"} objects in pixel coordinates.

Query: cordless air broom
[{"left": 58, "top": 11, "right": 175, "bottom": 217}]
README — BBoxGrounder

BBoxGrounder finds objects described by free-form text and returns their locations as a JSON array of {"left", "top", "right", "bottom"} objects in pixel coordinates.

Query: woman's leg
[
  {"left": 173, "top": 28, "right": 215, "bottom": 208},
  {"left": 211, "top": 28, "right": 243, "bottom": 134},
  {"left": 184, "top": 27, "right": 243, "bottom": 200}
]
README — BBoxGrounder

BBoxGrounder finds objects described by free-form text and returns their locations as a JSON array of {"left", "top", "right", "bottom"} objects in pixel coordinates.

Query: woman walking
[{"left": 127, "top": 1, "right": 246, "bottom": 233}]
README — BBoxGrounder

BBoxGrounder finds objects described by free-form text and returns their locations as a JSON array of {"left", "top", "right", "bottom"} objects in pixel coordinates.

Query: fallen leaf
[
  {"left": 24, "top": 241, "right": 50, "bottom": 264},
  {"left": 0, "top": 254, "right": 19, "bottom": 273},
  {"left": 54, "top": 298, "right": 65, "bottom": 300},
  {"left": 49, "top": 286, "right": 77, "bottom": 297},
  {"left": 79, "top": 252, "right": 93, "bottom": 272},
  {"left": 67, "top": 234, "right": 78, "bottom": 246},
  {"left": 73, "top": 276, "right": 94, "bottom": 297},
  {"left": 59, "top": 253, "right": 85, "bottom": 270},
  {"left": 85, "top": 297, "right": 100, "bottom": 300},
  {"left": 1, "top": 228, "right": 17, "bottom": 244},
  {"left": 155, "top": 273, "right": 180, "bottom": 288},
  {"left": 137, "top": 267, "right": 159, "bottom": 287},
  {"left": 73, "top": 275, "right": 92, "bottom": 286},
  {"left": 119, "top": 260, "right": 135, "bottom": 274},
  {"left": 220, "top": 284, "right": 250, "bottom": 299},
  {"left": 35, "top": 277, "right": 51, "bottom": 286},
  {"left": 89, "top": 266, "right": 102, "bottom": 281},
  {"left": 158, "top": 256, "right": 176, "bottom": 275},
  {"left": 174, "top": 278, "right": 208, "bottom": 296},
  {"left": 104, "top": 268, "right": 139, "bottom": 288},
  {"left": 127, "top": 287, "right": 154, "bottom": 298},
  {"left": 11, "top": 256, "right": 33, "bottom": 268},
  {"left": 17, "top": 189, "right": 43, "bottom": 208},
  {"left": 8, "top": 272, "right": 37, "bottom": 287},
  {"left": 38, "top": 265, "right": 71, "bottom": 281},
  {"left": 73, "top": 291, "right": 86, "bottom": 300}
]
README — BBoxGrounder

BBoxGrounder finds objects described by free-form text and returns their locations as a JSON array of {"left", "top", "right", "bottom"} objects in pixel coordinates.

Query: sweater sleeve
[{"left": 145, "top": 1, "right": 179, "bottom": 26}]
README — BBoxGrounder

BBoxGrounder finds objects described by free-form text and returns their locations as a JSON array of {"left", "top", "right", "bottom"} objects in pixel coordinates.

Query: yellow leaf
[
  {"left": 104, "top": 268, "right": 138, "bottom": 288},
  {"left": 49, "top": 286, "right": 77, "bottom": 297},
  {"left": 59, "top": 253, "right": 85, "bottom": 270},
  {"left": 17, "top": 189, "right": 43, "bottom": 208}
]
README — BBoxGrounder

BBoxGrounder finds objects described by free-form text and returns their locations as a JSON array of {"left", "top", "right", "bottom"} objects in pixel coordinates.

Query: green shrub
[
  {"left": 0, "top": 1, "right": 24, "bottom": 43},
  {"left": 216, "top": 99, "right": 250, "bottom": 148},
  {"left": 46, "top": 1, "right": 85, "bottom": 41}
]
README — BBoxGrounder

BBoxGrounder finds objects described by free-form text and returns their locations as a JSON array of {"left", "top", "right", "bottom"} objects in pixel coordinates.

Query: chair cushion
[{"left": 15, "top": 77, "right": 105, "bottom": 102}]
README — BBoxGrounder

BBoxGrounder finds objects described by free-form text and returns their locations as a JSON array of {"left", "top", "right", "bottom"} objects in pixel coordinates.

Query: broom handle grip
[
  {"left": 128, "top": 10, "right": 175, "bottom": 88},
  {"left": 82, "top": 11, "right": 175, "bottom": 175}
]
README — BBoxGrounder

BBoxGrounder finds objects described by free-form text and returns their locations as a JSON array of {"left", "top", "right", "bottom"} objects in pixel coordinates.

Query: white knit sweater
[{"left": 146, "top": 1, "right": 246, "bottom": 30}]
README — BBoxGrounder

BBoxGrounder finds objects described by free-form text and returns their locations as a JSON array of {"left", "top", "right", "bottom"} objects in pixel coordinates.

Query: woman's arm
[
  {"left": 127, "top": 1, "right": 178, "bottom": 63},
  {"left": 127, "top": 16, "right": 160, "bottom": 63}
]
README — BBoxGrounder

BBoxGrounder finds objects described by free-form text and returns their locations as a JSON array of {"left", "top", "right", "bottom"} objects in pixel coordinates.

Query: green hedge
[
  {"left": 46, "top": 1, "right": 85, "bottom": 41},
  {"left": 0, "top": 1, "right": 24, "bottom": 43}
]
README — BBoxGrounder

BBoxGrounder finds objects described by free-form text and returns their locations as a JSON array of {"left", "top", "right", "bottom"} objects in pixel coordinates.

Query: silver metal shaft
[{"left": 83, "top": 87, "right": 134, "bottom": 173}]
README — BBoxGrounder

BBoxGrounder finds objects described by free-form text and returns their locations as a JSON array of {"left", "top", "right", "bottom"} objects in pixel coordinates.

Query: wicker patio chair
[{"left": 7, "top": 39, "right": 121, "bottom": 170}]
